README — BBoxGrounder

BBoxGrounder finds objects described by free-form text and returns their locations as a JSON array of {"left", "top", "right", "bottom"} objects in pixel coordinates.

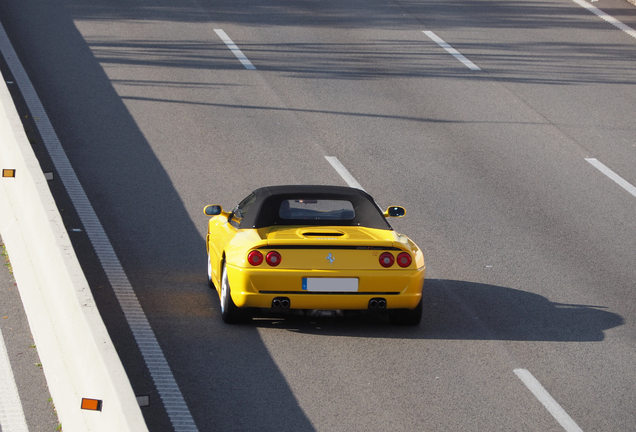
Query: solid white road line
[
  {"left": 514, "top": 369, "right": 584, "bottom": 432},
  {"left": 325, "top": 156, "right": 366, "bottom": 191},
  {"left": 585, "top": 158, "right": 636, "bottom": 198},
  {"left": 0, "top": 21, "right": 199, "bottom": 432},
  {"left": 423, "top": 31, "right": 481, "bottom": 71},
  {"left": 214, "top": 29, "right": 256, "bottom": 70},
  {"left": 0, "top": 328, "right": 29, "bottom": 432},
  {"left": 571, "top": 0, "right": 636, "bottom": 40}
]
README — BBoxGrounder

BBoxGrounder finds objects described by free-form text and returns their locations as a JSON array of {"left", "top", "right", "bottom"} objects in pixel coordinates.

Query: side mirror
[
  {"left": 203, "top": 205, "right": 223, "bottom": 216},
  {"left": 383, "top": 206, "right": 406, "bottom": 218}
]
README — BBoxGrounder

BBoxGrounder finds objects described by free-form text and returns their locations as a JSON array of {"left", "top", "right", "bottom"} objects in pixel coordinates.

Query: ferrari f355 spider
[{"left": 204, "top": 185, "right": 425, "bottom": 325}]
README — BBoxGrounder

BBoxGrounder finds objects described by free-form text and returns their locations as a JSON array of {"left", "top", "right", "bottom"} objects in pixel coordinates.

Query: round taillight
[
  {"left": 379, "top": 252, "right": 394, "bottom": 268},
  {"left": 397, "top": 252, "right": 412, "bottom": 268},
  {"left": 247, "top": 250, "right": 263, "bottom": 266},
  {"left": 266, "top": 251, "right": 282, "bottom": 267}
]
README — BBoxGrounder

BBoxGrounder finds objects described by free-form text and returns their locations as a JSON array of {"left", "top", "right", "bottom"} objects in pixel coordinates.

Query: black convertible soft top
[{"left": 236, "top": 185, "right": 392, "bottom": 230}]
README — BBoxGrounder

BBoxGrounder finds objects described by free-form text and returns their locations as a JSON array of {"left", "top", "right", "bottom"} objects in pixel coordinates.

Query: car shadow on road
[{"left": 250, "top": 279, "right": 624, "bottom": 341}]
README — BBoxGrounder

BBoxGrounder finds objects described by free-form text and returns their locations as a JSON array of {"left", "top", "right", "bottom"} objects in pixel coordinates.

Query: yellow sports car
[{"left": 204, "top": 185, "right": 425, "bottom": 325}]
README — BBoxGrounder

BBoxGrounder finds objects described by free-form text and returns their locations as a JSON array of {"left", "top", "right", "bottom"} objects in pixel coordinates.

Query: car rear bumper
[{"left": 225, "top": 264, "right": 425, "bottom": 310}]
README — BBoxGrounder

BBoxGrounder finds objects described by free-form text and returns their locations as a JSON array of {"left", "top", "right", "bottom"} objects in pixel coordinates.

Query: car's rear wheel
[
  {"left": 220, "top": 263, "right": 251, "bottom": 324},
  {"left": 390, "top": 298, "right": 422, "bottom": 326}
]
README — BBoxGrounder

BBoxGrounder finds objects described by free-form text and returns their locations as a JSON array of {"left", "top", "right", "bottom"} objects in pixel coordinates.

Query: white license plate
[{"left": 302, "top": 278, "right": 358, "bottom": 292}]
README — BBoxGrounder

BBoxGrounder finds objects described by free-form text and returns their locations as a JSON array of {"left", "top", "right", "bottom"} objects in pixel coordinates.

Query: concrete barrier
[{"left": 0, "top": 74, "right": 148, "bottom": 430}]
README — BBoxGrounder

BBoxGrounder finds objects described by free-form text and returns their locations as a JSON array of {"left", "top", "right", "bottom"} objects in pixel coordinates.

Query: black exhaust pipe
[
  {"left": 272, "top": 297, "right": 290, "bottom": 309},
  {"left": 368, "top": 298, "right": 386, "bottom": 310}
]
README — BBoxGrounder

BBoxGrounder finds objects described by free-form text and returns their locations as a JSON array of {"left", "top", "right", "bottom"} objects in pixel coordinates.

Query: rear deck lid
[{"left": 265, "top": 226, "right": 394, "bottom": 247}]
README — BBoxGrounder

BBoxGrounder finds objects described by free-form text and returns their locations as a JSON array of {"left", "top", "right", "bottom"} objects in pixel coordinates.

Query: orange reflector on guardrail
[
  {"left": 2, "top": 169, "right": 16, "bottom": 178},
  {"left": 81, "top": 398, "right": 102, "bottom": 411}
]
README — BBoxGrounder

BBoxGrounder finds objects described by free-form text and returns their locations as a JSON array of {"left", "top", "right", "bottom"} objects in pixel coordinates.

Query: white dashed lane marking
[
  {"left": 422, "top": 31, "right": 481, "bottom": 71},
  {"left": 571, "top": 0, "right": 636, "bottom": 39},
  {"left": 514, "top": 369, "right": 583, "bottom": 432},
  {"left": 214, "top": 29, "right": 257, "bottom": 70},
  {"left": 325, "top": 156, "right": 366, "bottom": 191},
  {"left": 586, "top": 158, "right": 636, "bottom": 199}
]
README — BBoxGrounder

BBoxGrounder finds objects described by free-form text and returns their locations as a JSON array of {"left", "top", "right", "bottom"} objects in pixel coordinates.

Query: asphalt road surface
[{"left": 1, "top": 0, "right": 635, "bottom": 430}]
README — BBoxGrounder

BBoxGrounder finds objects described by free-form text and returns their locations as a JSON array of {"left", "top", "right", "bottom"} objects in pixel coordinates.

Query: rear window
[{"left": 279, "top": 199, "right": 355, "bottom": 221}]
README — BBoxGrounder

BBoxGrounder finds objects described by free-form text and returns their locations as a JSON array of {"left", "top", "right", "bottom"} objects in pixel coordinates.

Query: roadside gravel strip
[
  {"left": 0, "top": 238, "right": 60, "bottom": 432},
  {"left": 0, "top": 22, "right": 148, "bottom": 432},
  {"left": 0, "top": 326, "right": 29, "bottom": 432}
]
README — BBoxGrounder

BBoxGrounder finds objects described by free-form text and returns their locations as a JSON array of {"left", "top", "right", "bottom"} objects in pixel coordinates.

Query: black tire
[
  {"left": 220, "top": 263, "right": 251, "bottom": 324},
  {"left": 390, "top": 298, "right": 422, "bottom": 326}
]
